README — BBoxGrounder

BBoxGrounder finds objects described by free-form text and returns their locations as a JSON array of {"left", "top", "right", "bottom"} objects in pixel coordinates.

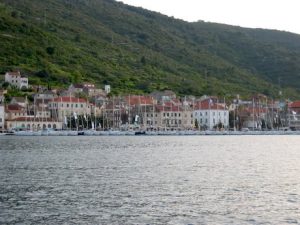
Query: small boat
[
  {"left": 135, "top": 131, "right": 146, "bottom": 135},
  {"left": 77, "top": 131, "right": 85, "bottom": 136},
  {"left": 5, "top": 131, "right": 15, "bottom": 136}
]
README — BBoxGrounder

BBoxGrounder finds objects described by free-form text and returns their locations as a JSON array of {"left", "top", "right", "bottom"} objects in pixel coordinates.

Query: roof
[
  {"left": 125, "top": 96, "right": 154, "bottom": 106},
  {"left": 6, "top": 71, "right": 21, "bottom": 76},
  {"left": 290, "top": 101, "right": 300, "bottom": 108},
  {"left": 194, "top": 99, "right": 226, "bottom": 110},
  {"left": 51, "top": 97, "right": 87, "bottom": 103},
  {"left": 6, "top": 104, "right": 25, "bottom": 111}
]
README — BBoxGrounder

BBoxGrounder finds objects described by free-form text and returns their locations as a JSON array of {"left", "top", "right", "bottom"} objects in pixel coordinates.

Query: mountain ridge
[{"left": 1, "top": 0, "right": 300, "bottom": 98}]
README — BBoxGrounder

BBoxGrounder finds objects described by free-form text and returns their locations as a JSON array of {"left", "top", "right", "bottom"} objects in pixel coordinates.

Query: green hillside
[{"left": 1, "top": 0, "right": 300, "bottom": 98}]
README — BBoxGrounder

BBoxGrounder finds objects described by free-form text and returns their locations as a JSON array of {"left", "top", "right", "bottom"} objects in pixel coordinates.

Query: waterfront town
[{"left": 1, "top": 71, "right": 300, "bottom": 133}]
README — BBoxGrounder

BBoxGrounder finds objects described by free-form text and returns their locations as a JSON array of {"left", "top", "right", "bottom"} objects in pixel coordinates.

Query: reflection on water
[{"left": 1, "top": 136, "right": 300, "bottom": 224}]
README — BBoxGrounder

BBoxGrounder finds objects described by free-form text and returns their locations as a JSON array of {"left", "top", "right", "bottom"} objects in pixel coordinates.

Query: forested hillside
[{"left": 1, "top": 0, "right": 300, "bottom": 98}]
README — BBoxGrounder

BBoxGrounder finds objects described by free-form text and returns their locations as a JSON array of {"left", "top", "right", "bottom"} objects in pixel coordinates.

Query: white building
[
  {"left": 0, "top": 105, "right": 4, "bottom": 131},
  {"left": 194, "top": 99, "right": 229, "bottom": 130},
  {"left": 6, "top": 117, "right": 62, "bottom": 131},
  {"left": 5, "top": 71, "right": 28, "bottom": 89},
  {"left": 104, "top": 85, "right": 111, "bottom": 94}
]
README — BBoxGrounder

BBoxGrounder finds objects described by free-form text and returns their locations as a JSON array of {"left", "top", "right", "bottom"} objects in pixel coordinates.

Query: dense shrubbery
[{"left": 0, "top": 0, "right": 300, "bottom": 98}]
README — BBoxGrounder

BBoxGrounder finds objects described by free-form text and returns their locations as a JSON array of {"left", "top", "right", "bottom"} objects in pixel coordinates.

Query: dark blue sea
[{"left": 1, "top": 136, "right": 300, "bottom": 224}]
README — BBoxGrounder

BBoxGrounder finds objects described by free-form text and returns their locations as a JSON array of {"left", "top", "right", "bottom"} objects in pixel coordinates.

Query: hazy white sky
[{"left": 117, "top": 0, "right": 300, "bottom": 34}]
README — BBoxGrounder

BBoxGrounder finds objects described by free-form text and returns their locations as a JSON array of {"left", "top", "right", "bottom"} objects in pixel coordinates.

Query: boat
[
  {"left": 77, "top": 131, "right": 85, "bottom": 135},
  {"left": 135, "top": 131, "right": 146, "bottom": 135}
]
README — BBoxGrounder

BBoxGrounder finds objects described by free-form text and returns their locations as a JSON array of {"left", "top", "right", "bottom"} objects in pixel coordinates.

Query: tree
[
  {"left": 2, "top": 82, "right": 10, "bottom": 89},
  {"left": 46, "top": 47, "right": 55, "bottom": 55},
  {"left": 140, "top": 56, "right": 146, "bottom": 65}
]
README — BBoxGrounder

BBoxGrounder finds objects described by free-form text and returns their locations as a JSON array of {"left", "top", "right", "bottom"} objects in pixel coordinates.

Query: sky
[{"left": 117, "top": 0, "right": 300, "bottom": 34}]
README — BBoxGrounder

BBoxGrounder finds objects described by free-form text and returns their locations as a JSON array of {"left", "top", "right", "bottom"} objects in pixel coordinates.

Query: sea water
[{"left": 1, "top": 136, "right": 300, "bottom": 224}]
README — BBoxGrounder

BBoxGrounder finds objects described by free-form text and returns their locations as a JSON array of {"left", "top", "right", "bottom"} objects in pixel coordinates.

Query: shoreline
[{"left": 2, "top": 129, "right": 300, "bottom": 136}]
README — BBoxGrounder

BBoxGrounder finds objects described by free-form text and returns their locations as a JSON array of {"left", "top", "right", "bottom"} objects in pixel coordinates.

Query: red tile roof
[
  {"left": 125, "top": 96, "right": 154, "bottom": 106},
  {"left": 6, "top": 104, "right": 25, "bottom": 111},
  {"left": 194, "top": 99, "right": 226, "bottom": 110},
  {"left": 6, "top": 71, "right": 21, "bottom": 76},
  {"left": 290, "top": 101, "right": 300, "bottom": 108}
]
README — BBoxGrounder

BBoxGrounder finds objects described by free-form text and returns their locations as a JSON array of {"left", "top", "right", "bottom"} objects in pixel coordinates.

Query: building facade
[
  {"left": 48, "top": 97, "right": 90, "bottom": 122},
  {"left": 6, "top": 117, "right": 62, "bottom": 131},
  {"left": 194, "top": 99, "right": 229, "bottom": 130}
]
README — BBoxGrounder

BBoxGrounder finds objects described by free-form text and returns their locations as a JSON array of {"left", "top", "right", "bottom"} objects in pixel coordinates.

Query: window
[
  {"left": 175, "top": 113, "right": 177, "bottom": 117},
  {"left": 167, "top": 113, "right": 169, "bottom": 117},
  {"left": 76, "top": 104, "right": 78, "bottom": 108},
  {"left": 81, "top": 104, "right": 83, "bottom": 108},
  {"left": 213, "top": 112, "right": 215, "bottom": 116},
  {"left": 0, "top": 118, "right": 2, "bottom": 122},
  {"left": 205, "top": 112, "right": 208, "bottom": 116},
  {"left": 163, "top": 113, "right": 165, "bottom": 117},
  {"left": 67, "top": 104, "right": 69, "bottom": 108},
  {"left": 200, "top": 118, "right": 203, "bottom": 123},
  {"left": 179, "top": 113, "right": 181, "bottom": 117}
]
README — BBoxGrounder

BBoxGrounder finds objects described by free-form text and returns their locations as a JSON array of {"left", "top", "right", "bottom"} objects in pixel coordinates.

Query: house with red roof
[
  {"left": 48, "top": 97, "right": 91, "bottom": 123},
  {"left": 137, "top": 101, "right": 193, "bottom": 130},
  {"left": 5, "top": 104, "right": 27, "bottom": 120},
  {"left": 193, "top": 98, "right": 229, "bottom": 130}
]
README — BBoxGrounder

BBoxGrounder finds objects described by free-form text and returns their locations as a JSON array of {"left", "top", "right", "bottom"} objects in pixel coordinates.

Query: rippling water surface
[{"left": 1, "top": 136, "right": 300, "bottom": 224}]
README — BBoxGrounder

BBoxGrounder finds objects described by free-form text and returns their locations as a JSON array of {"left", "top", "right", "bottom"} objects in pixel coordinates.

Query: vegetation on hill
[{"left": 1, "top": 0, "right": 300, "bottom": 98}]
